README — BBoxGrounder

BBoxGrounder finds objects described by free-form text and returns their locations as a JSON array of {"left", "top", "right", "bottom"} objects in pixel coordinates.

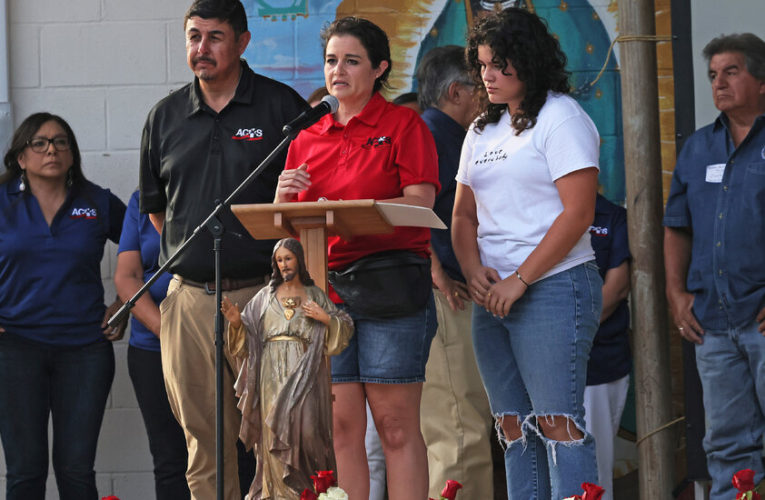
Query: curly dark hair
[
  {"left": 466, "top": 7, "right": 570, "bottom": 135},
  {"left": 269, "top": 238, "right": 314, "bottom": 292}
]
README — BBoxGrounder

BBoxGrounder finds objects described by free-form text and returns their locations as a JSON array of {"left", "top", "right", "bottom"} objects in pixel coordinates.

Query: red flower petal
[
  {"left": 301, "top": 488, "right": 318, "bottom": 500},
  {"left": 581, "top": 482, "right": 606, "bottom": 500},
  {"left": 440, "top": 479, "right": 463, "bottom": 500},
  {"left": 733, "top": 469, "right": 757, "bottom": 492},
  {"left": 310, "top": 470, "right": 337, "bottom": 494}
]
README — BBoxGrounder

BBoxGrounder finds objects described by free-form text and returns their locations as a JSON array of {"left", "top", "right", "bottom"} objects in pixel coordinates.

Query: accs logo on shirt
[
  {"left": 232, "top": 128, "right": 264, "bottom": 141},
  {"left": 589, "top": 225, "right": 608, "bottom": 237},
  {"left": 362, "top": 136, "right": 392, "bottom": 149},
  {"left": 70, "top": 207, "right": 97, "bottom": 220}
]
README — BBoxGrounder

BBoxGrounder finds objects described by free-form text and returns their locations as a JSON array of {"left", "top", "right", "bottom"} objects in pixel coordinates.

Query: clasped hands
[{"left": 466, "top": 266, "right": 526, "bottom": 318}]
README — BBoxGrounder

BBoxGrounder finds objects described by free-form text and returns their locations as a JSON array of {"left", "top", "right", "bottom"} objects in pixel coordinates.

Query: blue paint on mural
[
  {"left": 243, "top": 0, "right": 341, "bottom": 96},
  {"left": 252, "top": 0, "right": 308, "bottom": 20},
  {"left": 412, "top": 0, "right": 470, "bottom": 83},
  {"left": 537, "top": 0, "right": 625, "bottom": 203}
]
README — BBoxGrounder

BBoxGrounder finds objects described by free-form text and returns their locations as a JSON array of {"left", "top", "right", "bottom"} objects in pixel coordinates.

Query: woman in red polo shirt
[{"left": 275, "top": 17, "right": 439, "bottom": 500}]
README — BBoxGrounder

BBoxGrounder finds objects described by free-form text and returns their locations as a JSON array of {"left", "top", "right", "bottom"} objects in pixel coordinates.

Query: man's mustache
[{"left": 193, "top": 57, "right": 216, "bottom": 65}]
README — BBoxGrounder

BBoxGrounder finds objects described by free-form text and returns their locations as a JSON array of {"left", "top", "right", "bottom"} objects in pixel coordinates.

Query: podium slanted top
[{"left": 231, "top": 199, "right": 445, "bottom": 241}]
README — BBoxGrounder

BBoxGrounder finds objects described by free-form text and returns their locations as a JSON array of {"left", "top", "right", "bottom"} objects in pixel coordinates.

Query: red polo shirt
[{"left": 285, "top": 92, "right": 440, "bottom": 274}]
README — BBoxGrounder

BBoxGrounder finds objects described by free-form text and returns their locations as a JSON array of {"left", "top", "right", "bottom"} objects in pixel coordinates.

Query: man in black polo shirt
[{"left": 139, "top": 0, "right": 306, "bottom": 498}]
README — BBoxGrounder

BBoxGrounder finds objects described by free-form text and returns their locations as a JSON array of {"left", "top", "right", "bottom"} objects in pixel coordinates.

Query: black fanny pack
[{"left": 328, "top": 250, "right": 431, "bottom": 319}]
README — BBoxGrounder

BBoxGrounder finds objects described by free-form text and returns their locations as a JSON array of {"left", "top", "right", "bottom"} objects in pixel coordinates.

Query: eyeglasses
[{"left": 27, "top": 136, "right": 71, "bottom": 153}]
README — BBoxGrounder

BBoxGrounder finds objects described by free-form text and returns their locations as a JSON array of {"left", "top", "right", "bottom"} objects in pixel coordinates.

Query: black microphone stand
[{"left": 109, "top": 130, "right": 299, "bottom": 500}]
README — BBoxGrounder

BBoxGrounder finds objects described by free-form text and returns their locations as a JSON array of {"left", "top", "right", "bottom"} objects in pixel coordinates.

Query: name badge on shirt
[{"left": 705, "top": 163, "right": 725, "bottom": 183}]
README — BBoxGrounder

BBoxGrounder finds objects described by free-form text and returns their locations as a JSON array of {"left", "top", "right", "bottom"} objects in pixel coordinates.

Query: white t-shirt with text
[{"left": 456, "top": 92, "right": 600, "bottom": 281}]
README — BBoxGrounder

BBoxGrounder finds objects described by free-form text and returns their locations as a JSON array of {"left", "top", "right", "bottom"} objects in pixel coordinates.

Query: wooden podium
[{"left": 231, "top": 199, "right": 445, "bottom": 291}]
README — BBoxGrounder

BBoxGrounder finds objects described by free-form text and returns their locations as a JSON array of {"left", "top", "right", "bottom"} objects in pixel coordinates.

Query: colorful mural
[{"left": 242, "top": 0, "right": 626, "bottom": 203}]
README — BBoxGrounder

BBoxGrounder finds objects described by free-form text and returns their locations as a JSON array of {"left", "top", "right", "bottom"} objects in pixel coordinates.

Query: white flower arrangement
[{"left": 318, "top": 486, "right": 348, "bottom": 500}]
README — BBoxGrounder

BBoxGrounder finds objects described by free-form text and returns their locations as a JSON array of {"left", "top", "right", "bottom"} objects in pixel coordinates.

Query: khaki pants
[
  {"left": 160, "top": 276, "right": 262, "bottom": 500},
  {"left": 421, "top": 289, "right": 494, "bottom": 500}
]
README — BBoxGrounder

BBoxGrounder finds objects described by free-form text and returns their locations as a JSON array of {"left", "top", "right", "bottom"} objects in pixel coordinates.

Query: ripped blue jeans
[{"left": 472, "top": 262, "right": 602, "bottom": 499}]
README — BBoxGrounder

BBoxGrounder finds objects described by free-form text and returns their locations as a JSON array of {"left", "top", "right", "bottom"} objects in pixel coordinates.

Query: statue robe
[{"left": 229, "top": 285, "right": 354, "bottom": 500}]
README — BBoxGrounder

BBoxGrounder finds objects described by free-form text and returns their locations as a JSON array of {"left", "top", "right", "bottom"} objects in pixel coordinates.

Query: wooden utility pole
[{"left": 617, "top": 1, "right": 675, "bottom": 499}]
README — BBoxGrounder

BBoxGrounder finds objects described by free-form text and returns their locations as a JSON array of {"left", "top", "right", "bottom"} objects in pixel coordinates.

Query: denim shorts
[{"left": 331, "top": 293, "right": 437, "bottom": 384}]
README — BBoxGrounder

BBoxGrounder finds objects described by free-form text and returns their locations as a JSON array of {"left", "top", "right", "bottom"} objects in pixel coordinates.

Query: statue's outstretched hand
[{"left": 221, "top": 296, "right": 242, "bottom": 329}]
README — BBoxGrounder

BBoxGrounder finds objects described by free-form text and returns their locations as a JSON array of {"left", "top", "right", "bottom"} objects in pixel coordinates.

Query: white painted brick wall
[
  {"left": 41, "top": 24, "right": 168, "bottom": 87},
  {"left": 3, "top": 0, "right": 192, "bottom": 498}
]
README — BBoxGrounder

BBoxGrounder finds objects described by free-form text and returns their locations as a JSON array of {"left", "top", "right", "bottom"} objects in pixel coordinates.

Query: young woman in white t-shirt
[{"left": 452, "top": 8, "right": 603, "bottom": 499}]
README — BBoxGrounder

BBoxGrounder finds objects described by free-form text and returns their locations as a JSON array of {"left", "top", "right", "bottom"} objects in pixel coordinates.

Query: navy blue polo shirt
[
  {"left": 0, "top": 177, "right": 125, "bottom": 345},
  {"left": 118, "top": 191, "right": 171, "bottom": 352},
  {"left": 421, "top": 107, "right": 467, "bottom": 282},
  {"left": 140, "top": 60, "right": 308, "bottom": 282},
  {"left": 587, "top": 194, "right": 632, "bottom": 385},
  {"left": 664, "top": 113, "right": 765, "bottom": 330}
]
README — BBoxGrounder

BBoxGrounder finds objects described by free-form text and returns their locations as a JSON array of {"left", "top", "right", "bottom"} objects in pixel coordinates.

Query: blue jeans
[
  {"left": 472, "top": 262, "right": 602, "bottom": 500},
  {"left": 695, "top": 320, "right": 765, "bottom": 500},
  {"left": 0, "top": 333, "right": 114, "bottom": 500}
]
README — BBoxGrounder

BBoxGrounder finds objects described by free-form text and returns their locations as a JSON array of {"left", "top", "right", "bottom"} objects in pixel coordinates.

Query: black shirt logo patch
[{"left": 232, "top": 128, "right": 264, "bottom": 141}]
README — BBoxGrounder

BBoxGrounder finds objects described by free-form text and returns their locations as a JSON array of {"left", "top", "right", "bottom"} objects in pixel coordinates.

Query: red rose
[
  {"left": 581, "top": 482, "right": 605, "bottom": 500},
  {"left": 311, "top": 470, "right": 336, "bottom": 494},
  {"left": 440, "top": 479, "right": 463, "bottom": 500},
  {"left": 300, "top": 489, "right": 318, "bottom": 500},
  {"left": 734, "top": 469, "right": 757, "bottom": 492},
  {"left": 101, "top": 496, "right": 121, "bottom": 500}
]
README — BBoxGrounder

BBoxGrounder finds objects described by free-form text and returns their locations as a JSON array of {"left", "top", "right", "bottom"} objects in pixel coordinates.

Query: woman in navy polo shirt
[
  {"left": 0, "top": 112, "right": 126, "bottom": 500},
  {"left": 114, "top": 190, "right": 189, "bottom": 500}
]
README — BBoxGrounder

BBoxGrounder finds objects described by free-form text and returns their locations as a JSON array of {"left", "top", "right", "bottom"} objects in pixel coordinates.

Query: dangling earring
[
  {"left": 66, "top": 169, "right": 73, "bottom": 188},
  {"left": 19, "top": 170, "right": 26, "bottom": 192}
]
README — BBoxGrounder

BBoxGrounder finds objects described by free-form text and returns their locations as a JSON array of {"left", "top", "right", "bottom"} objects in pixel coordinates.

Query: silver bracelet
[{"left": 515, "top": 270, "right": 529, "bottom": 287}]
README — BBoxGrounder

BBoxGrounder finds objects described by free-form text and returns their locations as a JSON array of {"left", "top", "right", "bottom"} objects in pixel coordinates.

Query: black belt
[{"left": 179, "top": 275, "right": 268, "bottom": 295}]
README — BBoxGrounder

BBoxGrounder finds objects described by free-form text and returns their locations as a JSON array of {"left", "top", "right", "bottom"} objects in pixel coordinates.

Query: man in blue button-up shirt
[{"left": 664, "top": 33, "right": 765, "bottom": 499}]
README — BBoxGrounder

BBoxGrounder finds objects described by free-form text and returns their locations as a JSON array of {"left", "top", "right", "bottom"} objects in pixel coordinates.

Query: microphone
[{"left": 282, "top": 95, "right": 339, "bottom": 137}]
